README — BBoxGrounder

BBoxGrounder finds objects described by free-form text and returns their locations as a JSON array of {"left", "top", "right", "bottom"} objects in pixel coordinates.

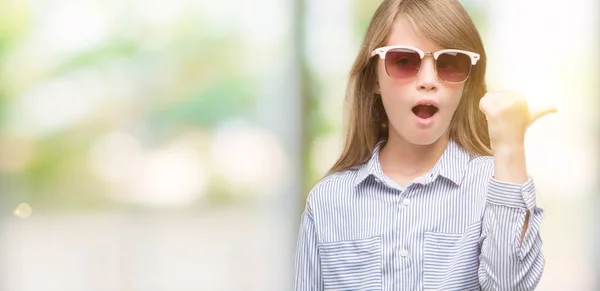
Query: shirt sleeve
[
  {"left": 294, "top": 202, "right": 323, "bottom": 291},
  {"left": 478, "top": 178, "right": 546, "bottom": 290}
]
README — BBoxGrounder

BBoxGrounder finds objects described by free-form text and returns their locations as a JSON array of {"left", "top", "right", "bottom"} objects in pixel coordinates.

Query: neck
[{"left": 379, "top": 131, "right": 449, "bottom": 178}]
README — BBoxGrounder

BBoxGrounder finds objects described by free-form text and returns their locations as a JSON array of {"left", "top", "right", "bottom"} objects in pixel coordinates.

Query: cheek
[
  {"left": 445, "top": 84, "right": 465, "bottom": 108},
  {"left": 452, "top": 91, "right": 464, "bottom": 107},
  {"left": 378, "top": 71, "right": 411, "bottom": 97},
  {"left": 377, "top": 61, "right": 400, "bottom": 90},
  {"left": 379, "top": 84, "right": 412, "bottom": 110}
]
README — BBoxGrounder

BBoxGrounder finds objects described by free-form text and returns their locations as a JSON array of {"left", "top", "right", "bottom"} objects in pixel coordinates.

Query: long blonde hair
[{"left": 328, "top": 0, "right": 491, "bottom": 175}]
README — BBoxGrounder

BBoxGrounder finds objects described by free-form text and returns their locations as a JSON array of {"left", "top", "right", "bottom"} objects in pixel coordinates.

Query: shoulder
[
  {"left": 467, "top": 154, "right": 495, "bottom": 176},
  {"left": 470, "top": 154, "right": 494, "bottom": 165},
  {"left": 305, "top": 168, "right": 359, "bottom": 208}
]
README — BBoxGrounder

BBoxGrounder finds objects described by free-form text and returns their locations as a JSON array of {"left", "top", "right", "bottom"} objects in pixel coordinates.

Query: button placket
[
  {"left": 396, "top": 189, "right": 411, "bottom": 263},
  {"left": 397, "top": 194, "right": 410, "bottom": 262},
  {"left": 402, "top": 198, "right": 410, "bottom": 206},
  {"left": 399, "top": 248, "right": 409, "bottom": 258}
]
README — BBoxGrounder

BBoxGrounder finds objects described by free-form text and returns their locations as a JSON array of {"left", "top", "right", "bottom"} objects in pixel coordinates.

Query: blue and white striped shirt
[{"left": 294, "top": 139, "right": 545, "bottom": 291}]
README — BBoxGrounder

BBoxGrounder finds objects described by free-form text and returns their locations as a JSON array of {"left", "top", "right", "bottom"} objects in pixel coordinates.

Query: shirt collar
[
  {"left": 352, "top": 139, "right": 472, "bottom": 188},
  {"left": 353, "top": 140, "right": 387, "bottom": 188}
]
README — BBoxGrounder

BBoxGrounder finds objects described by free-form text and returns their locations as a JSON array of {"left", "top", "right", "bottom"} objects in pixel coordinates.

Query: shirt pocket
[
  {"left": 318, "top": 236, "right": 383, "bottom": 291},
  {"left": 423, "top": 221, "right": 482, "bottom": 291}
]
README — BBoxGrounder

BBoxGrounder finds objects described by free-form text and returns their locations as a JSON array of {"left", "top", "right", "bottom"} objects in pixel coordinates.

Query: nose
[{"left": 416, "top": 56, "right": 438, "bottom": 92}]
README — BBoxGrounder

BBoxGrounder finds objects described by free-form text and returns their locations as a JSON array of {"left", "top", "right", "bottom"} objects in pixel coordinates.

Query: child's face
[{"left": 377, "top": 17, "right": 465, "bottom": 146}]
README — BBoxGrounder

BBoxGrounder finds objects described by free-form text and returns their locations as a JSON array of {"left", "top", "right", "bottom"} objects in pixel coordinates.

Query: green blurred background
[{"left": 0, "top": 0, "right": 597, "bottom": 290}]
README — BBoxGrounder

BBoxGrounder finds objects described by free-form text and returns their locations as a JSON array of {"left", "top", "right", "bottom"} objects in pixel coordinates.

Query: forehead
[{"left": 386, "top": 16, "right": 440, "bottom": 52}]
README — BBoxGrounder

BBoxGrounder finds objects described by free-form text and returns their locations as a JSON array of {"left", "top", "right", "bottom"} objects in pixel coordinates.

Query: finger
[{"left": 530, "top": 104, "right": 557, "bottom": 123}]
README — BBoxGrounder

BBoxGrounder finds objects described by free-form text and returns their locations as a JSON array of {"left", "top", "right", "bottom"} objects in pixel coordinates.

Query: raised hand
[{"left": 479, "top": 90, "right": 557, "bottom": 152}]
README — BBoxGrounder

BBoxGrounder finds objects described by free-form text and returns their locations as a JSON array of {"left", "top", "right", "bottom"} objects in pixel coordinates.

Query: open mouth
[{"left": 412, "top": 104, "right": 439, "bottom": 119}]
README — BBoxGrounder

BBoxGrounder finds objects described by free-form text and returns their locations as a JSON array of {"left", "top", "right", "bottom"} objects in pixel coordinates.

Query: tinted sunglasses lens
[
  {"left": 436, "top": 52, "right": 472, "bottom": 82},
  {"left": 384, "top": 49, "right": 421, "bottom": 79}
]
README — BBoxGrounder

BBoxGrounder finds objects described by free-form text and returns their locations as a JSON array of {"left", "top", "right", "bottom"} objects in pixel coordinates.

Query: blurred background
[{"left": 0, "top": 0, "right": 597, "bottom": 290}]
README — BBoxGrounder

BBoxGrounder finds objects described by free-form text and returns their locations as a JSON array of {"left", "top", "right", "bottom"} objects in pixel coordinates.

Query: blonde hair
[{"left": 328, "top": 0, "right": 491, "bottom": 175}]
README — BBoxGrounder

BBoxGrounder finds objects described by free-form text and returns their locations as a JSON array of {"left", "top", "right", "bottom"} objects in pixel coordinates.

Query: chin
[
  {"left": 392, "top": 124, "right": 449, "bottom": 146},
  {"left": 405, "top": 134, "right": 445, "bottom": 146}
]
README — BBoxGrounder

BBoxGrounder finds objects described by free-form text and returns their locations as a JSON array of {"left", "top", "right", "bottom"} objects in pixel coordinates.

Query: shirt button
[
  {"left": 399, "top": 248, "right": 409, "bottom": 258},
  {"left": 402, "top": 198, "right": 410, "bottom": 206}
]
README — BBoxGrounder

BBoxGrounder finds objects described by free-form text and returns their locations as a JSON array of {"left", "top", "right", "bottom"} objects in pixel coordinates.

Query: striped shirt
[{"left": 294, "top": 139, "right": 545, "bottom": 291}]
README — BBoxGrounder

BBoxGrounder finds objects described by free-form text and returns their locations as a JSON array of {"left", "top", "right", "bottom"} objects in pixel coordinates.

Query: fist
[{"left": 479, "top": 90, "right": 556, "bottom": 148}]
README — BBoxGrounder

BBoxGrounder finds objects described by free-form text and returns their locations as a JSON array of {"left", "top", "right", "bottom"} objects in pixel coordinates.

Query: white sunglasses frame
[{"left": 370, "top": 45, "right": 481, "bottom": 82}]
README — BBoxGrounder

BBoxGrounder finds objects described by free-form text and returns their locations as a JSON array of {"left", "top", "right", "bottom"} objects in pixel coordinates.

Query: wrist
[
  {"left": 491, "top": 143, "right": 528, "bottom": 184},
  {"left": 491, "top": 140, "right": 525, "bottom": 156}
]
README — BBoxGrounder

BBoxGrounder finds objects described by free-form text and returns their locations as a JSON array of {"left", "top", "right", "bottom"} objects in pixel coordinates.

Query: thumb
[{"left": 530, "top": 104, "right": 557, "bottom": 124}]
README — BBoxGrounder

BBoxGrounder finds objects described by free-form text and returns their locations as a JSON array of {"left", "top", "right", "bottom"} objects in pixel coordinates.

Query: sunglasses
[{"left": 371, "top": 45, "right": 480, "bottom": 83}]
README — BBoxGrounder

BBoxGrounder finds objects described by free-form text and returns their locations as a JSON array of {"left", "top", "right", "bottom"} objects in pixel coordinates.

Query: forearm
[
  {"left": 492, "top": 143, "right": 527, "bottom": 184},
  {"left": 492, "top": 143, "right": 529, "bottom": 243},
  {"left": 479, "top": 154, "right": 546, "bottom": 290},
  {"left": 479, "top": 202, "right": 545, "bottom": 290}
]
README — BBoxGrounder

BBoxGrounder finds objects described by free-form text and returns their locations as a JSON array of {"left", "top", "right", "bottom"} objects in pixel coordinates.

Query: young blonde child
[{"left": 294, "top": 0, "right": 555, "bottom": 290}]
